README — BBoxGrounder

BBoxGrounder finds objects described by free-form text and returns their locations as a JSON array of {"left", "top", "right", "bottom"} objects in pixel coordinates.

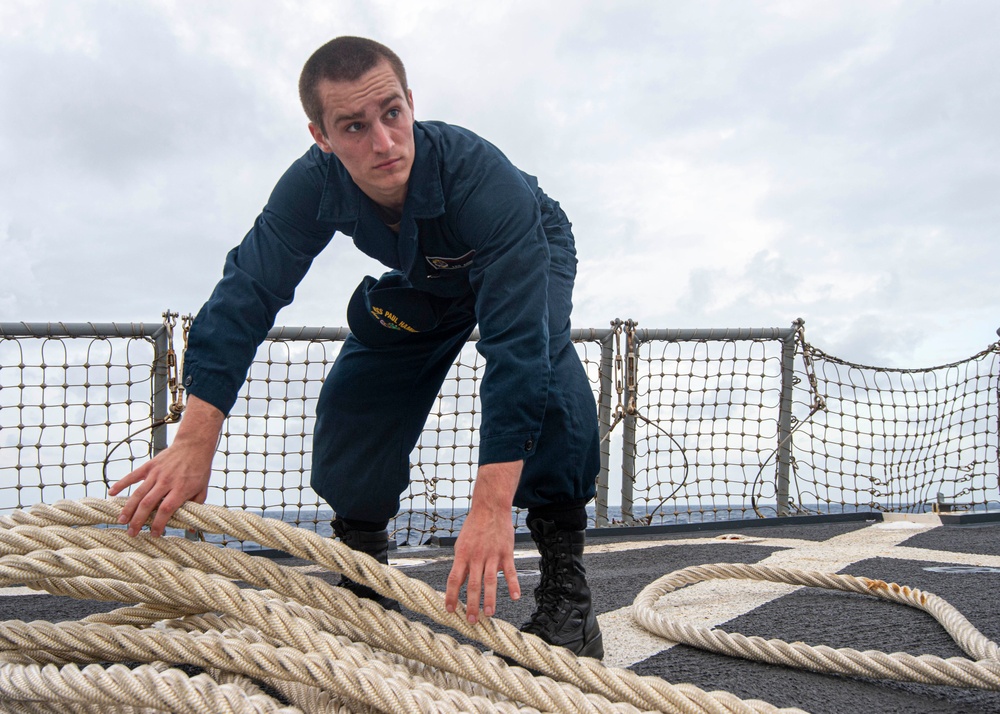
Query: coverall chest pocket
[{"left": 411, "top": 248, "right": 476, "bottom": 297}]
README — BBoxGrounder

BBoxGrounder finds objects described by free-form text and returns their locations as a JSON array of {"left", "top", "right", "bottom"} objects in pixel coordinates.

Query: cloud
[
  {"left": 0, "top": 0, "right": 997, "bottom": 368},
  {"left": 0, "top": 221, "right": 42, "bottom": 315}
]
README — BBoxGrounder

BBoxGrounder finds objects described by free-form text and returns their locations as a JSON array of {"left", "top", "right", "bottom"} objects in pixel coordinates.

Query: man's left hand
[{"left": 445, "top": 460, "right": 523, "bottom": 623}]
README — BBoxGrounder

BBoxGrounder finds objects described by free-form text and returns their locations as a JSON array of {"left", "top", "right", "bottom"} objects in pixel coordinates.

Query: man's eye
[
  {"left": 387, "top": 109, "right": 400, "bottom": 119},
  {"left": 347, "top": 122, "right": 363, "bottom": 133}
]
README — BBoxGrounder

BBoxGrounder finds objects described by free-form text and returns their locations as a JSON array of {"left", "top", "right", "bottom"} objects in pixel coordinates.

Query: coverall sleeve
[
  {"left": 457, "top": 158, "right": 552, "bottom": 465},
  {"left": 182, "top": 152, "right": 336, "bottom": 415}
]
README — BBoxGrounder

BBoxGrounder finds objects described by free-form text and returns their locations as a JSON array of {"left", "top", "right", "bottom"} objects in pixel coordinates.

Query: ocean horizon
[{"left": 177, "top": 501, "right": 985, "bottom": 549}]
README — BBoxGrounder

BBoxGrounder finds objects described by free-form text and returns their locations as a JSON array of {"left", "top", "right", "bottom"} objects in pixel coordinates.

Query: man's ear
[
  {"left": 406, "top": 88, "right": 414, "bottom": 115},
  {"left": 309, "top": 122, "right": 334, "bottom": 153}
]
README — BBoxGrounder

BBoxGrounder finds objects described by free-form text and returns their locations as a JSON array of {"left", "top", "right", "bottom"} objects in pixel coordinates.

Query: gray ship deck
[{"left": 4, "top": 513, "right": 1000, "bottom": 713}]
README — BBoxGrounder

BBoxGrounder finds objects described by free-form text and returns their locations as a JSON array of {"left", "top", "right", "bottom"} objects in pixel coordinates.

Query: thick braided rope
[
  {"left": 0, "top": 499, "right": 805, "bottom": 714},
  {"left": 632, "top": 562, "right": 1000, "bottom": 688}
]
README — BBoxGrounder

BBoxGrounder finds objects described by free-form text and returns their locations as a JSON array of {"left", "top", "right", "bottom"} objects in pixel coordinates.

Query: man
[{"left": 111, "top": 36, "right": 603, "bottom": 659}]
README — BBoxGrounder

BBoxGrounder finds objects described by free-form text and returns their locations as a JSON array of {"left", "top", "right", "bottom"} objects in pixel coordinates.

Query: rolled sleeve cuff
[{"left": 478, "top": 432, "right": 539, "bottom": 465}]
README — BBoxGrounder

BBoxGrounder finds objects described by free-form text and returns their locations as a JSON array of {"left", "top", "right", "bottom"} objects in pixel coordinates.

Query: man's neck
[
  {"left": 364, "top": 184, "right": 407, "bottom": 216},
  {"left": 373, "top": 201, "right": 403, "bottom": 230}
]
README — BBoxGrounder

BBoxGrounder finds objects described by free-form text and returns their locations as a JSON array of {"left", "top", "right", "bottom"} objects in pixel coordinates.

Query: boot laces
[{"left": 525, "top": 552, "right": 572, "bottom": 629}]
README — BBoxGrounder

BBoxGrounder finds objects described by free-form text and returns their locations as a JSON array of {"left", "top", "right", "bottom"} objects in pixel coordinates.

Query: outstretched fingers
[
  {"left": 502, "top": 551, "right": 521, "bottom": 603},
  {"left": 445, "top": 560, "right": 468, "bottom": 617},
  {"left": 111, "top": 465, "right": 157, "bottom": 535},
  {"left": 465, "top": 567, "right": 484, "bottom": 624}
]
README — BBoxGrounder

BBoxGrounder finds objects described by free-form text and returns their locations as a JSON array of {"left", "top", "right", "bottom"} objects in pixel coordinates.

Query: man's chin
[{"left": 371, "top": 171, "right": 410, "bottom": 191}]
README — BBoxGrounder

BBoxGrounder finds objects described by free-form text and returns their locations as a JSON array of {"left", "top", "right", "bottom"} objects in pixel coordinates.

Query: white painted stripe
[
  {"left": 600, "top": 519, "right": 945, "bottom": 668},
  {"left": 0, "top": 586, "right": 43, "bottom": 597}
]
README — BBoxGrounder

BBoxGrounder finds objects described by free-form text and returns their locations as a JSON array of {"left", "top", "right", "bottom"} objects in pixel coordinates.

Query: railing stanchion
[
  {"left": 596, "top": 333, "right": 614, "bottom": 527},
  {"left": 152, "top": 327, "right": 170, "bottom": 458},
  {"left": 775, "top": 326, "right": 797, "bottom": 517}
]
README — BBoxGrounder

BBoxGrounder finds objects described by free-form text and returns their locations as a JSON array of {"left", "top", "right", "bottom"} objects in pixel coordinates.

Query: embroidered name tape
[{"left": 425, "top": 250, "right": 476, "bottom": 271}]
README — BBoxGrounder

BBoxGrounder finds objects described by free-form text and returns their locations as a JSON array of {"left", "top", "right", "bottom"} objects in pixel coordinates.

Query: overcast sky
[{"left": 1, "top": 0, "right": 997, "bottom": 368}]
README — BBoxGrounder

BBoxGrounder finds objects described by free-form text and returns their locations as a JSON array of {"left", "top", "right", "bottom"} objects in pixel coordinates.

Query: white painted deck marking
[
  {"left": 598, "top": 519, "right": 991, "bottom": 668},
  {"left": 0, "top": 586, "right": 43, "bottom": 597}
]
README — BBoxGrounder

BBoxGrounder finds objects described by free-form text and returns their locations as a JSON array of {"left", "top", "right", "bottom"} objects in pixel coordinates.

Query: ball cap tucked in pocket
[{"left": 347, "top": 273, "right": 449, "bottom": 347}]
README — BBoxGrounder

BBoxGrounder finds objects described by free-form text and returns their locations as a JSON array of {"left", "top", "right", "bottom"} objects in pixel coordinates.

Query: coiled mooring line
[
  {"left": 0, "top": 498, "right": 804, "bottom": 714},
  {"left": 5, "top": 499, "right": 1000, "bottom": 712}
]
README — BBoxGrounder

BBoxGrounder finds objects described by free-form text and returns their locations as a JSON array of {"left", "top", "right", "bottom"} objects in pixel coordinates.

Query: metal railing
[{"left": 2, "top": 317, "right": 998, "bottom": 547}]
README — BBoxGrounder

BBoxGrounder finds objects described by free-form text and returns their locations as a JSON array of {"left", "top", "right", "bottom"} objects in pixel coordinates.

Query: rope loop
[{"left": 632, "top": 562, "right": 1000, "bottom": 688}]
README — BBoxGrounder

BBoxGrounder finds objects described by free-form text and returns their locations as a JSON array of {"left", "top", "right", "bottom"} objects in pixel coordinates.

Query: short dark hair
[{"left": 299, "top": 36, "right": 409, "bottom": 131}]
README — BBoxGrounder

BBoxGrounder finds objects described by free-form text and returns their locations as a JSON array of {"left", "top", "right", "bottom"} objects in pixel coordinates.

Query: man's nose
[{"left": 371, "top": 121, "right": 394, "bottom": 153}]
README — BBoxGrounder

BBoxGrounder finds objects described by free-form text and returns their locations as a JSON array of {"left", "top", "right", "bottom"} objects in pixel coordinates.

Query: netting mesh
[
  {"left": 789, "top": 345, "right": 1000, "bottom": 514},
  {"left": 2, "top": 320, "right": 998, "bottom": 549},
  {"left": 215, "top": 339, "right": 335, "bottom": 525},
  {"left": 0, "top": 336, "right": 157, "bottom": 509},
  {"left": 627, "top": 338, "right": 785, "bottom": 524}
]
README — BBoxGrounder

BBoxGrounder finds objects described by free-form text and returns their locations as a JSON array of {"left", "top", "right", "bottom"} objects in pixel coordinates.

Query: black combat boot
[
  {"left": 521, "top": 518, "right": 604, "bottom": 659},
  {"left": 331, "top": 518, "right": 401, "bottom": 612}
]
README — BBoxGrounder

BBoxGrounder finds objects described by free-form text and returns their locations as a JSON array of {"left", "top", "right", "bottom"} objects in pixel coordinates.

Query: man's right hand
[{"left": 108, "top": 395, "right": 224, "bottom": 537}]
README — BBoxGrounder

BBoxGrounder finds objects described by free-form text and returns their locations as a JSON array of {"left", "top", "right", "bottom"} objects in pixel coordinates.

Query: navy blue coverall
[{"left": 181, "top": 120, "right": 600, "bottom": 524}]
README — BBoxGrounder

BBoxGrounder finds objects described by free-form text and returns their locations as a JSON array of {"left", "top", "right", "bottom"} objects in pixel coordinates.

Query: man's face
[{"left": 308, "top": 61, "right": 415, "bottom": 209}]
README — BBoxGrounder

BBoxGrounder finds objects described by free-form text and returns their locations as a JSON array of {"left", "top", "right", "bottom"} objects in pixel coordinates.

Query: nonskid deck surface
[{"left": 4, "top": 516, "right": 1000, "bottom": 713}]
